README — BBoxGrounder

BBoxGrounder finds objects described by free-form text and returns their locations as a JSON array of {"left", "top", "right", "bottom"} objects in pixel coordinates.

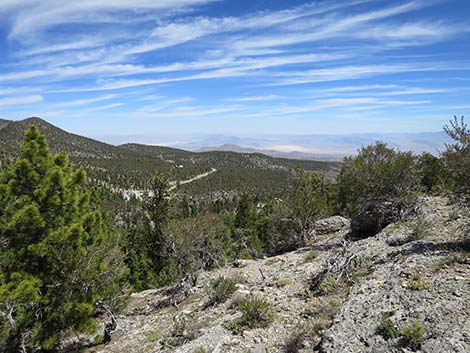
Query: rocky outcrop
[
  {"left": 81, "top": 196, "right": 469, "bottom": 353},
  {"left": 314, "top": 216, "right": 350, "bottom": 235}
]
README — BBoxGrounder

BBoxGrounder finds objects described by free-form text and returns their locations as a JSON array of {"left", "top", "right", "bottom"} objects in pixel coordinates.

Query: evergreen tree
[
  {"left": 234, "top": 190, "right": 257, "bottom": 229},
  {"left": 232, "top": 190, "right": 262, "bottom": 257},
  {"left": 442, "top": 116, "right": 470, "bottom": 195},
  {"left": 124, "top": 172, "right": 172, "bottom": 290},
  {"left": 0, "top": 127, "right": 125, "bottom": 351}
]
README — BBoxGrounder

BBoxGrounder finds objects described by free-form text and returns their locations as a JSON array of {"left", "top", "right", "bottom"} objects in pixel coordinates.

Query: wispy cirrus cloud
[
  {"left": 323, "top": 97, "right": 431, "bottom": 107},
  {"left": 55, "top": 94, "right": 117, "bottom": 107},
  {"left": 270, "top": 63, "right": 470, "bottom": 86},
  {"left": 130, "top": 105, "right": 242, "bottom": 119},
  {"left": 229, "top": 94, "right": 283, "bottom": 102},
  {"left": 0, "top": 0, "right": 468, "bottom": 136},
  {"left": 3, "top": 0, "right": 218, "bottom": 40},
  {"left": 229, "top": 1, "right": 441, "bottom": 53},
  {"left": 126, "top": 0, "right": 370, "bottom": 55},
  {"left": 0, "top": 95, "right": 43, "bottom": 107}
]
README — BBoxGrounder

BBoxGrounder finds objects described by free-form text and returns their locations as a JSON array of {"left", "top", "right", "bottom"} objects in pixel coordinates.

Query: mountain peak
[{"left": 21, "top": 116, "right": 54, "bottom": 127}]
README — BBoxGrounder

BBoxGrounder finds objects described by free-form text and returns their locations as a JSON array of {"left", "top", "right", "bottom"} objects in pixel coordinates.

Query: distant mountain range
[
  {"left": 196, "top": 144, "right": 344, "bottom": 161},
  {"left": 180, "top": 132, "right": 450, "bottom": 160},
  {"left": 1, "top": 117, "right": 449, "bottom": 163},
  {"left": 94, "top": 130, "right": 450, "bottom": 161}
]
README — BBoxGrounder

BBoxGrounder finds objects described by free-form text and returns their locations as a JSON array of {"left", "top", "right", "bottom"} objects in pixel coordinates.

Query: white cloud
[
  {"left": 5, "top": 0, "right": 218, "bottom": 39},
  {"left": 55, "top": 94, "right": 116, "bottom": 107},
  {"left": 0, "top": 0, "right": 467, "bottom": 128},
  {"left": 0, "top": 95, "right": 43, "bottom": 107},
  {"left": 322, "top": 85, "right": 451, "bottom": 96},
  {"left": 229, "top": 94, "right": 283, "bottom": 102},
  {"left": 137, "top": 97, "right": 194, "bottom": 112},
  {"left": 270, "top": 63, "right": 470, "bottom": 86},
  {"left": 83, "top": 103, "right": 124, "bottom": 111},
  {"left": 1, "top": 53, "right": 342, "bottom": 85},
  {"left": 0, "top": 86, "right": 42, "bottom": 96},
  {"left": 324, "top": 84, "right": 401, "bottom": 92},
  {"left": 125, "top": 1, "right": 370, "bottom": 55},
  {"left": 355, "top": 21, "right": 465, "bottom": 41},
  {"left": 227, "top": 1, "right": 468, "bottom": 58},
  {"left": 44, "top": 53, "right": 344, "bottom": 91},
  {"left": 131, "top": 105, "right": 241, "bottom": 119},
  {"left": 323, "top": 97, "right": 430, "bottom": 107},
  {"left": 21, "top": 38, "right": 106, "bottom": 57}
]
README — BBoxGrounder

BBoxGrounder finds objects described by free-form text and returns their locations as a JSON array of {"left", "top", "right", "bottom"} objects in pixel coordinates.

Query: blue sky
[{"left": 0, "top": 0, "right": 469, "bottom": 141}]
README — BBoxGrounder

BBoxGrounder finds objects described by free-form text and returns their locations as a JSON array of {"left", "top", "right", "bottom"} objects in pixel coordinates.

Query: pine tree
[
  {"left": 124, "top": 172, "right": 172, "bottom": 290},
  {"left": 0, "top": 127, "right": 125, "bottom": 351},
  {"left": 232, "top": 190, "right": 262, "bottom": 257},
  {"left": 442, "top": 116, "right": 470, "bottom": 195}
]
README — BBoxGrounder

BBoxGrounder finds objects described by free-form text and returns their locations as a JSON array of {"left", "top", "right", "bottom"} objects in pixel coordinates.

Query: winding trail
[
  {"left": 120, "top": 168, "right": 218, "bottom": 200},
  {"left": 169, "top": 167, "right": 217, "bottom": 190}
]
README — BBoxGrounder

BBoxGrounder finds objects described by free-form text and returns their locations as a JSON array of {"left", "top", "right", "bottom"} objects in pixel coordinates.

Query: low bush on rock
[
  {"left": 207, "top": 276, "right": 237, "bottom": 305},
  {"left": 407, "top": 267, "right": 428, "bottom": 291},
  {"left": 303, "top": 297, "right": 342, "bottom": 335},
  {"left": 225, "top": 297, "right": 275, "bottom": 333},
  {"left": 375, "top": 311, "right": 400, "bottom": 340},
  {"left": 411, "top": 217, "right": 431, "bottom": 241},
  {"left": 400, "top": 320, "right": 428, "bottom": 350},
  {"left": 284, "top": 330, "right": 305, "bottom": 353},
  {"left": 163, "top": 314, "right": 207, "bottom": 347},
  {"left": 375, "top": 313, "right": 428, "bottom": 351}
]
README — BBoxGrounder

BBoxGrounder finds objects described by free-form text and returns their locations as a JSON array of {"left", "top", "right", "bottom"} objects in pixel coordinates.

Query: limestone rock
[{"left": 314, "top": 215, "right": 351, "bottom": 235}]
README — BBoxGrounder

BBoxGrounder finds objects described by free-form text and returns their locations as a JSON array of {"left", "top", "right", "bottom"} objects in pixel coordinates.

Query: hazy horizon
[{"left": 1, "top": 116, "right": 451, "bottom": 158}]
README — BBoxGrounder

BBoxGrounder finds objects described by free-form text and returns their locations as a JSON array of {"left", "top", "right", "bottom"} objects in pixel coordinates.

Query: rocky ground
[{"left": 80, "top": 196, "right": 469, "bottom": 353}]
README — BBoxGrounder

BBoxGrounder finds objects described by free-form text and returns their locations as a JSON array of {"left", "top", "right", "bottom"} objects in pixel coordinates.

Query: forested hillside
[{"left": 0, "top": 118, "right": 339, "bottom": 198}]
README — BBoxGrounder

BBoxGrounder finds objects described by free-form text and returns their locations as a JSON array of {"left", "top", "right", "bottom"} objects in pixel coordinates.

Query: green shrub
[
  {"left": 411, "top": 218, "right": 431, "bottom": 241},
  {"left": 417, "top": 152, "right": 447, "bottom": 192},
  {"left": 163, "top": 314, "right": 206, "bottom": 347},
  {"left": 146, "top": 330, "right": 164, "bottom": 343},
  {"left": 238, "top": 297, "right": 275, "bottom": 328},
  {"left": 274, "top": 278, "right": 292, "bottom": 288},
  {"left": 408, "top": 279, "right": 428, "bottom": 291},
  {"left": 226, "top": 297, "right": 275, "bottom": 333},
  {"left": 208, "top": 276, "right": 237, "bottom": 304},
  {"left": 302, "top": 297, "right": 342, "bottom": 335},
  {"left": 407, "top": 267, "right": 428, "bottom": 290},
  {"left": 337, "top": 142, "right": 419, "bottom": 237},
  {"left": 317, "top": 277, "right": 338, "bottom": 295},
  {"left": 288, "top": 170, "right": 336, "bottom": 231},
  {"left": 159, "top": 212, "right": 228, "bottom": 287},
  {"left": 401, "top": 320, "right": 427, "bottom": 350},
  {"left": 375, "top": 311, "right": 400, "bottom": 340},
  {"left": 431, "top": 254, "right": 466, "bottom": 272}
]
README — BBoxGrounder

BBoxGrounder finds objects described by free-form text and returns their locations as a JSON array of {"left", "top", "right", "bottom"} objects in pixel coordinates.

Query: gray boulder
[{"left": 314, "top": 216, "right": 351, "bottom": 235}]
